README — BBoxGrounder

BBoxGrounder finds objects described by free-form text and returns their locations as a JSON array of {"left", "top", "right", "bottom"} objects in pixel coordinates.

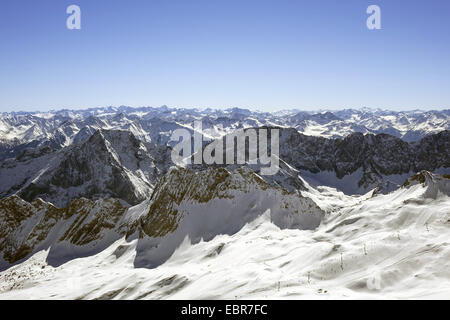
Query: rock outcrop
[{"left": 0, "top": 167, "right": 324, "bottom": 270}]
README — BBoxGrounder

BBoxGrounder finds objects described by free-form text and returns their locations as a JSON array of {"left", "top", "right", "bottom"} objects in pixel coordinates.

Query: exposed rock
[
  {"left": 402, "top": 171, "right": 450, "bottom": 198},
  {"left": 198, "top": 128, "right": 449, "bottom": 194},
  {"left": 0, "top": 129, "right": 172, "bottom": 206},
  {"left": 0, "top": 196, "right": 127, "bottom": 268},
  {"left": 277, "top": 129, "right": 450, "bottom": 193},
  {"left": 0, "top": 166, "right": 324, "bottom": 270},
  {"left": 134, "top": 166, "right": 324, "bottom": 268}
]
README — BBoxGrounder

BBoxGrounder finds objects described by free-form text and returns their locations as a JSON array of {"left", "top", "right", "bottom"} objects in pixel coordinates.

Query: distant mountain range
[{"left": 1, "top": 106, "right": 449, "bottom": 162}]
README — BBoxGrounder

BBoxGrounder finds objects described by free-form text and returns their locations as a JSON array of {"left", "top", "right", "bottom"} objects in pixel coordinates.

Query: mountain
[
  {"left": 0, "top": 129, "right": 172, "bottom": 207},
  {"left": 1, "top": 106, "right": 449, "bottom": 161},
  {"left": 1, "top": 126, "right": 448, "bottom": 207},
  {"left": 0, "top": 166, "right": 324, "bottom": 270},
  {"left": 195, "top": 128, "right": 450, "bottom": 195},
  {"left": 0, "top": 105, "right": 449, "bottom": 299},
  {"left": 135, "top": 166, "right": 323, "bottom": 268},
  {"left": 278, "top": 128, "right": 450, "bottom": 194},
  {"left": 1, "top": 171, "right": 448, "bottom": 299}
]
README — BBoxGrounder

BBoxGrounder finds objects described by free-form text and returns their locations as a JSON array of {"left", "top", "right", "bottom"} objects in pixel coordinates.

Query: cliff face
[
  {"left": 0, "top": 166, "right": 324, "bottom": 270},
  {"left": 140, "top": 166, "right": 323, "bottom": 238},
  {"left": 135, "top": 166, "right": 324, "bottom": 268},
  {"left": 278, "top": 129, "right": 449, "bottom": 175},
  {"left": 1, "top": 126, "right": 448, "bottom": 207},
  {"left": 0, "top": 196, "right": 127, "bottom": 268},
  {"left": 278, "top": 129, "right": 450, "bottom": 192},
  {"left": 196, "top": 128, "right": 449, "bottom": 194},
  {"left": 0, "top": 129, "right": 172, "bottom": 207}
]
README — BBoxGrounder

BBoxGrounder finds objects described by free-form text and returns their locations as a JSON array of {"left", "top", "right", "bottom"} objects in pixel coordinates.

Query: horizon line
[{"left": 1, "top": 104, "right": 449, "bottom": 115}]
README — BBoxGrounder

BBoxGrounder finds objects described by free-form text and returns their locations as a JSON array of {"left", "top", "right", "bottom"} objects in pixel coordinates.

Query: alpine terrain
[{"left": 0, "top": 106, "right": 449, "bottom": 299}]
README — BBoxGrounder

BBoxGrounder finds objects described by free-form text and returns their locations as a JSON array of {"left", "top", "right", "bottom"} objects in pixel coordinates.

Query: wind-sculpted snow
[
  {"left": 0, "top": 166, "right": 324, "bottom": 271},
  {"left": 0, "top": 172, "right": 448, "bottom": 299}
]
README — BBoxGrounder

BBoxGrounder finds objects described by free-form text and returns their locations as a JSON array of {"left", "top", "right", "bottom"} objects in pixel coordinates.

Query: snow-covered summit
[{"left": 1, "top": 106, "right": 449, "bottom": 161}]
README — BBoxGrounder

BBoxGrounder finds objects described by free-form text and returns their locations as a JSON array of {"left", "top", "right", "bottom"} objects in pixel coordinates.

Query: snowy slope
[
  {"left": 0, "top": 105, "right": 449, "bottom": 300},
  {"left": 0, "top": 166, "right": 324, "bottom": 271},
  {"left": 134, "top": 166, "right": 323, "bottom": 268},
  {"left": 0, "top": 172, "right": 448, "bottom": 299}
]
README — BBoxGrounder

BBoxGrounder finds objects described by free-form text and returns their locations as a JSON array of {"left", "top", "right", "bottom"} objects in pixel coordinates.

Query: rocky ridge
[{"left": 0, "top": 166, "right": 324, "bottom": 270}]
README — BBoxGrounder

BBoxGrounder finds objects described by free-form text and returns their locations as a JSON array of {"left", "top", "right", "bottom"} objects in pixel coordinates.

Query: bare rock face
[
  {"left": 279, "top": 129, "right": 449, "bottom": 175},
  {"left": 134, "top": 166, "right": 324, "bottom": 268},
  {"left": 277, "top": 129, "right": 450, "bottom": 193},
  {"left": 0, "top": 166, "right": 324, "bottom": 270},
  {"left": 0, "top": 196, "right": 127, "bottom": 269},
  {"left": 198, "top": 128, "right": 449, "bottom": 194},
  {"left": 0, "top": 129, "right": 172, "bottom": 207},
  {"left": 141, "top": 166, "right": 323, "bottom": 237}
]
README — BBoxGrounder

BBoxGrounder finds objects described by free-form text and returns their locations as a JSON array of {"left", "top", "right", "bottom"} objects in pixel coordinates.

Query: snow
[
  {"left": 134, "top": 185, "right": 323, "bottom": 269},
  {"left": 300, "top": 169, "right": 424, "bottom": 195},
  {"left": 0, "top": 106, "right": 448, "bottom": 300},
  {"left": 300, "top": 168, "right": 367, "bottom": 195},
  {"left": 1, "top": 177, "right": 449, "bottom": 299},
  {"left": 1, "top": 107, "right": 448, "bottom": 156}
]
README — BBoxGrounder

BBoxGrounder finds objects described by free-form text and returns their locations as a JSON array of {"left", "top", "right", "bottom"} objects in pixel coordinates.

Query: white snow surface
[{"left": 1, "top": 177, "right": 449, "bottom": 300}]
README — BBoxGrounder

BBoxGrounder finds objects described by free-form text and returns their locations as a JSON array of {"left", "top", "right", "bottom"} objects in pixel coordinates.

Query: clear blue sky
[{"left": 0, "top": 0, "right": 449, "bottom": 112}]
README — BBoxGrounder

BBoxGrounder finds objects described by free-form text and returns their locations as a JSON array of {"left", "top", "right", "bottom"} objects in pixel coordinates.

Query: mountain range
[
  {"left": 1, "top": 106, "right": 449, "bottom": 162},
  {"left": 0, "top": 106, "right": 449, "bottom": 299}
]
